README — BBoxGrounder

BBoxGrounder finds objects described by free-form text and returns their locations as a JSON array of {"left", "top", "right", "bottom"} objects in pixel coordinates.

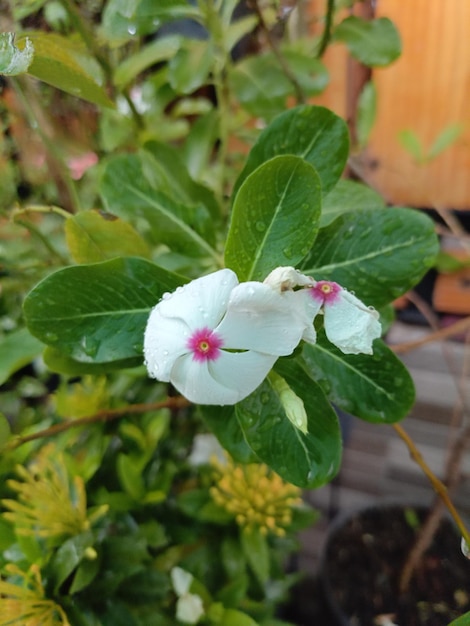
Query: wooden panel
[{"left": 361, "top": 0, "right": 470, "bottom": 209}]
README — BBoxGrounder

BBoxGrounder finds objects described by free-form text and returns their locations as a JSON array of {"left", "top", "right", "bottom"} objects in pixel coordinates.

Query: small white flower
[
  {"left": 171, "top": 567, "right": 204, "bottom": 625},
  {"left": 188, "top": 434, "right": 226, "bottom": 467},
  {"left": 144, "top": 269, "right": 306, "bottom": 405},
  {"left": 305, "top": 280, "right": 381, "bottom": 354}
]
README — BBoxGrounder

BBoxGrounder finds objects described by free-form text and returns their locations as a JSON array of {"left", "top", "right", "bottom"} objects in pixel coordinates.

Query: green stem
[
  {"left": 250, "top": 0, "right": 306, "bottom": 104},
  {"left": 10, "top": 77, "right": 82, "bottom": 213},
  {"left": 316, "top": 0, "right": 335, "bottom": 58}
]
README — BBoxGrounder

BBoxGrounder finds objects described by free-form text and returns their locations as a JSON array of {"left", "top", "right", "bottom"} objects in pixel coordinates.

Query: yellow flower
[
  {"left": 0, "top": 564, "right": 71, "bottom": 626},
  {"left": 2, "top": 444, "right": 106, "bottom": 541},
  {"left": 209, "top": 456, "right": 302, "bottom": 537}
]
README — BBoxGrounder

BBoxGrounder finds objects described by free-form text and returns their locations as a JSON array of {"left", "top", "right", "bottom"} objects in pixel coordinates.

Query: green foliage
[{"left": 0, "top": 2, "right": 446, "bottom": 625}]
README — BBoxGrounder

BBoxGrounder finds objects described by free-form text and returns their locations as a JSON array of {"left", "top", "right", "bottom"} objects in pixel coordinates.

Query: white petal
[
  {"left": 216, "top": 282, "right": 305, "bottom": 356},
  {"left": 324, "top": 290, "right": 382, "bottom": 355},
  {"left": 144, "top": 307, "right": 190, "bottom": 381},
  {"left": 288, "top": 289, "right": 322, "bottom": 345},
  {"left": 263, "top": 266, "right": 314, "bottom": 291},
  {"left": 157, "top": 269, "right": 238, "bottom": 330},
  {"left": 176, "top": 594, "right": 205, "bottom": 624},
  {"left": 170, "top": 350, "right": 276, "bottom": 405},
  {"left": 208, "top": 350, "right": 277, "bottom": 399},
  {"left": 171, "top": 567, "right": 193, "bottom": 596}
]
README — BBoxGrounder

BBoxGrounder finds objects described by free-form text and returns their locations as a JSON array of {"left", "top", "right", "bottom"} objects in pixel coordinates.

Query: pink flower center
[
  {"left": 187, "top": 327, "right": 224, "bottom": 362},
  {"left": 309, "top": 281, "right": 341, "bottom": 305}
]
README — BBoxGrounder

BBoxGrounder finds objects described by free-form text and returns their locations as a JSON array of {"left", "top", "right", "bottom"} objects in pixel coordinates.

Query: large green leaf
[
  {"left": 302, "top": 333, "right": 415, "bottom": 423},
  {"left": 114, "top": 36, "right": 181, "bottom": 87},
  {"left": 321, "top": 179, "right": 385, "bottom": 227},
  {"left": 65, "top": 210, "right": 150, "bottom": 264},
  {"left": 18, "top": 32, "right": 113, "bottom": 107},
  {"left": 23, "top": 257, "right": 185, "bottom": 363},
  {"left": 236, "top": 359, "right": 341, "bottom": 488},
  {"left": 334, "top": 16, "right": 401, "bottom": 67},
  {"left": 198, "top": 405, "right": 259, "bottom": 465},
  {"left": 233, "top": 105, "right": 349, "bottom": 199},
  {"left": 225, "top": 155, "right": 322, "bottom": 281},
  {"left": 99, "top": 153, "right": 217, "bottom": 258},
  {"left": 448, "top": 612, "right": 470, "bottom": 626},
  {"left": 301, "top": 207, "right": 439, "bottom": 307},
  {"left": 43, "top": 347, "right": 141, "bottom": 375},
  {"left": 0, "top": 327, "right": 44, "bottom": 385}
]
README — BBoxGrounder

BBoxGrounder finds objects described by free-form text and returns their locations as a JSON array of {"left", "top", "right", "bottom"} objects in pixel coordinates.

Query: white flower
[
  {"left": 264, "top": 267, "right": 381, "bottom": 355},
  {"left": 304, "top": 280, "right": 381, "bottom": 354},
  {"left": 144, "top": 269, "right": 307, "bottom": 405},
  {"left": 188, "top": 434, "right": 226, "bottom": 467},
  {"left": 171, "top": 567, "right": 204, "bottom": 625}
]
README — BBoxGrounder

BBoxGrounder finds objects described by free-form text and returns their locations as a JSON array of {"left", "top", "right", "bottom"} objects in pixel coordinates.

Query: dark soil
[{"left": 320, "top": 505, "right": 470, "bottom": 626}]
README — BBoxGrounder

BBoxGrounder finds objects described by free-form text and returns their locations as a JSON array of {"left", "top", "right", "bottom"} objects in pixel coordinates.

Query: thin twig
[
  {"left": 391, "top": 315, "right": 470, "bottom": 354},
  {"left": 249, "top": 0, "right": 306, "bottom": 104},
  {"left": 5, "top": 397, "right": 191, "bottom": 451},
  {"left": 392, "top": 423, "right": 470, "bottom": 549}
]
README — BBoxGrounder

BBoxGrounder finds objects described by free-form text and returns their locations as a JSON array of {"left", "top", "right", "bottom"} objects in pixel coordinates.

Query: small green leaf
[
  {"left": 428, "top": 123, "right": 464, "bottom": 160},
  {"left": 233, "top": 105, "right": 349, "bottom": 198},
  {"left": 168, "top": 39, "right": 213, "bottom": 95},
  {"left": 321, "top": 179, "right": 385, "bottom": 227},
  {"left": 240, "top": 527, "right": 270, "bottom": 585},
  {"left": 114, "top": 35, "right": 181, "bottom": 87},
  {"left": 198, "top": 405, "right": 259, "bottom": 464},
  {"left": 211, "top": 608, "right": 259, "bottom": 626},
  {"left": 334, "top": 16, "right": 401, "bottom": 67},
  {"left": 23, "top": 257, "right": 185, "bottom": 363},
  {"left": 50, "top": 531, "right": 95, "bottom": 592},
  {"left": 448, "top": 611, "right": 470, "bottom": 626},
  {"left": 18, "top": 32, "right": 113, "bottom": 107},
  {"left": 302, "top": 334, "right": 415, "bottom": 423},
  {"left": 356, "top": 81, "right": 377, "bottom": 149},
  {"left": 65, "top": 210, "right": 150, "bottom": 263},
  {"left": 0, "top": 327, "right": 44, "bottom": 385},
  {"left": 302, "top": 207, "right": 439, "bottom": 307},
  {"left": 0, "top": 33, "right": 33, "bottom": 75},
  {"left": 236, "top": 359, "right": 341, "bottom": 488},
  {"left": 225, "top": 155, "right": 322, "bottom": 281},
  {"left": 398, "top": 129, "right": 424, "bottom": 164},
  {"left": 117, "top": 454, "right": 146, "bottom": 500}
]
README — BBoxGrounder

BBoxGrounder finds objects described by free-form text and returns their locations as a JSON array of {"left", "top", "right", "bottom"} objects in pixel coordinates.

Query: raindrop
[
  {"left": 127, "top": 24, "right": 137, "bottom": 35},
  {"left": 44, "top": 331, "right": 58, "bottom": 343},
  {"left": 260, "top": 391, "right": 270, "bottom": 405},
  {"left": 283, "top": 247, "right": 293, "bottom": 259},
  {"left": 81, "top": 336, "right": 99, "bottom": 358},
  {"left": 163, "top": 349, "right": 169, "bottom": 356},
  {"left": 255, "top": 220, "right": 266, "bottom": 232}
]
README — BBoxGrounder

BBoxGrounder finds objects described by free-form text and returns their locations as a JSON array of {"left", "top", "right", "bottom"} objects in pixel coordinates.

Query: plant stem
[
  {"left": 5, "top": 397, "right": 191, "bottom": 451},
  {"left": 10, "top": 77, "right": 81, "bottom": 213},
  {"left": 391, "top": 315, "right": 470, "bottom": 354},
  {"left": 249, "top": 0, "right": 306, "bottom": 104},
  {"left": 316, "top": 0, "right": 335, "bottom": 58},
  {"left": 392, "top": 422, "right": 470, "bottom": 548}
]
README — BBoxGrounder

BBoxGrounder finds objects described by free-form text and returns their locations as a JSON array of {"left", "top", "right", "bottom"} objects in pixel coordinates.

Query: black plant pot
[{"left": 319, "top": 504, "right": 470, "bottom": 626}]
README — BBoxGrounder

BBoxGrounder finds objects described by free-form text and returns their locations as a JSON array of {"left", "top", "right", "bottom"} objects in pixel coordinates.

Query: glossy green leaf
[
  {"left": 198, "top": 405, "right": 259, "bottom": 464},
  {"left": 0, "top": 32, "right": 33, "bottom": 75},
  {"left": 236, "top": 359, "right": 341, "bottom": 488},
  {"left": 321, "top": 179, "right": 385, "bottom": 227},
  {"left": 225, "top": 155, "right": 322, "bottom": 281},
  {"left": 428, "top": 123, "right": 464, "bottom": 160},
  {"left": 182, "top": 110, "right": 218, "bottom": 180},
  {"left": 302, "top": 334, "right": 415, "bottom": 423},
  {"left": 100, "top": 153, "right": 217, "bottom": 258},
  {"left": 334, "top": 16, "right": 401, "bottom": 67},
  {"left": 225, "top": 15, "right": 258, "bottom": 52},
  {"left": 65, "top": 210, "right": 150, "bottom": 263},
  {"left": 240, "top": 527, "right": 270, "bottom": 586},
  {"left": 23, "top": 257, "right": 185, "bottom": 363},
  {"left": 356, "top": 80, "right": 377, "bottom": 149},
  {"left": 398, "top": 129, "right": 424, "bottom": 163},
  {"left": 233, "top": 105, "right": 349, "bottom": 199},
  {"left": 0, "top": 327, "right": 44, "bottom": 385},
  {"left": 301, "top": 207, "right": 439, "bottom": 307},
  {"left": 114, "top": 36, "right": 181, "bottom": 87},
  {"left": 43, "top": 347, "right": 141, "bottom": 375},
  {"left": 18, "top": 32, "right": 113, "bottom": 107}
]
